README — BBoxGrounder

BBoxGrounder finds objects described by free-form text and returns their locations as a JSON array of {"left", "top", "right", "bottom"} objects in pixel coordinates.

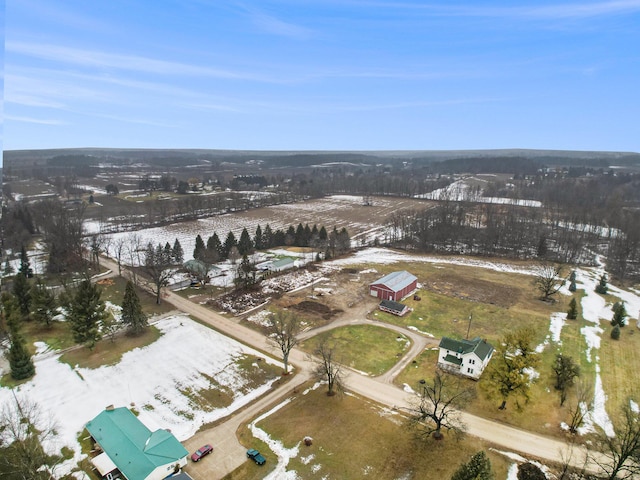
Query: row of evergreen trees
[
  {"left": 192, "top": 223, "right": 351, "bottom": 264},
  {"left": 2, "top": 249, "right": 148, "bottom": 380}
]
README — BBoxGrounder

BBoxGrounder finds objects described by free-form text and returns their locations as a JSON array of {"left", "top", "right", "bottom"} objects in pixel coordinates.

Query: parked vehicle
[
  {"left": 191, "top": 444, "right": 213, "bottom": 462},
  {"left": 246, "top": 448, "right": 266, "bottom": 465}
]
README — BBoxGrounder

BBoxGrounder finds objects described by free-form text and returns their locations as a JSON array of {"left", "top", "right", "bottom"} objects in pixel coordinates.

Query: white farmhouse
[{"left": 437, "top": 337, "right": 494, "bottom": 380}]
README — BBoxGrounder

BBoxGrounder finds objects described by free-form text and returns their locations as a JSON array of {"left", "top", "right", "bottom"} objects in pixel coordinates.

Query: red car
[{"left": 191, "top": 444, "right": 213, "bottom": 462}]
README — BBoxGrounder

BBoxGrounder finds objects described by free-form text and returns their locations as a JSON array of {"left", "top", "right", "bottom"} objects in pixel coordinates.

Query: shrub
[{"left": 611, "top": 325, "right": 621, "bottom": 340}]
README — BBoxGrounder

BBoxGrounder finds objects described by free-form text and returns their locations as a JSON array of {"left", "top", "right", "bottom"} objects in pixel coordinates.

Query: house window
[
  {"left": 467, "top": 368, "right": 474, "bottom": 374},
  {"left": 470, "top": 359, "right": 475, "bottom": 365}
]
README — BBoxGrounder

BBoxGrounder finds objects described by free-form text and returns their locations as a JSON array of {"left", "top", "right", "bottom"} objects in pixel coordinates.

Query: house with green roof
[
  {"left": 437, "top": 337, "right": 494, "bottom": 380},
  {"left": 85, "top": 406, "right": 188, "bottom": 480}
]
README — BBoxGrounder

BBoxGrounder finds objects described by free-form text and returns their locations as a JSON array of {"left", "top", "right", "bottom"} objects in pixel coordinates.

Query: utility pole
[{"left": 466, "top": 313, "right": 472, "bottom": 340}]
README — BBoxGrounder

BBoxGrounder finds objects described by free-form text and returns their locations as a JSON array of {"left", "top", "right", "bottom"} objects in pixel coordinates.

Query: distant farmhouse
[
  {"left": 85, "top": 406, "right": 188, "bottom": 480},
  {"left": 369, "top": 271, "right": 418, "bottom": 301},
  {"left": 437, "top": 337, "right": 494, "bottom": 380},
  {"left": 256, "top": 257, "right": 296, "bottom": 272}
]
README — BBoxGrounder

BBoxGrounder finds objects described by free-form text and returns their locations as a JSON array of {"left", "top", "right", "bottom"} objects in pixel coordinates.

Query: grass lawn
[
  {"left": 232, "top": 386, "right": 512, "bottom": 480},
  {"left": 59, "top": 326, "right": 162, "bottom": 369},
  {"left": 298, "top": 325, "right": 411, "bottom": 376},
  {"left": 96, "top": 276, "right": 174, "bottom": 316}
]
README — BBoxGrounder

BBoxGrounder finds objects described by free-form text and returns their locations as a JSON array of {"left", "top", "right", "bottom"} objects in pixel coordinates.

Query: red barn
[{"left": 369, "top": 271, "right": 418, "bottom": 301}]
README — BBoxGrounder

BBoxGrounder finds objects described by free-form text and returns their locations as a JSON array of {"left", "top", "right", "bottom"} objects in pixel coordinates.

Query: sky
[{"left": 2, "top": 0, "right": 640, "bottom": 156}]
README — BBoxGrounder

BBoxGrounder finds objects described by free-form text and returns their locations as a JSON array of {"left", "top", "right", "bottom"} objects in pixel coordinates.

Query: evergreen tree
[
  {"left": 19, "top": 245, "right": 33, "bottom": 277},
  {"left": 4, "top": 257, "right": 14, "bottom": 276},
  {"left": 164, "top": 242, "right": 172, "bottom": 262},
  {"left": 569, "top": 279, "right": 577, "bottom": 292},
  {"left": 206, "top": 233, "right": 222, "bottom": 263},
  {"left": 3, "top": 300, "right": 35, "bottom": 380},
  {"left": 567, "top": 298, "right": 578, "bottom": 320},
  {"left": 223, "top": 231, "right": 237, "bottom": 259},
  {"left": 303, "top": 224, "right": 312, "bottom": 246},
  {"left": 595, "top": 274, "right": 608, "bottom": 294},
  {"left": 235, "top": 255, "right": 256, "bottom": 289},
  {"left": 294, "top": 223, "right": 305, "bottom": 246},
  {"left": 517, "top": 463, "right": 546, "bottom": 480},
  {"left": 451, "top": 451, "right": 494, "bottom": 480},
  {"left": 238, "top": 228, "right": 254, "bottom": 256},
  {"left": 68, "top": 279, "right": 106, "bottom": 349},
  {"left": 193, "top": 234, "right": 206, "bottom": 261},
  {"left": 12, "top": 273, "right": 31, "bottom": 319},
  {"left": 318, "top": 226, "right": 328, "bottom": 241},
  {"left": 611, "top": 325, "right": 621, "bottom": 340},
  {"left": 121, "top": 280, "right": 147, "bottom": 335},
  {"left": 612, "top": 302, "right": 627, "bottom": 327},
  {"left": 31, "top": 278, "right": 58, "bottom": 327},
  {"left": 263, "top": 224, "right": 273, "bottom": 248},
  {"left": 254, "top": 224, "right": 264, "bottom": 250},
  {"left": 285, "top": 225, "right": 296, "bottom": 246},
  {"left": 172, "top": 238, "right": 184, "bottom": 264},
  {"left": 569, "top": 270, "right": 577, "bottom": 282},
  {"left": 273, "top": 229, "right": 285, "bottom": 247}
]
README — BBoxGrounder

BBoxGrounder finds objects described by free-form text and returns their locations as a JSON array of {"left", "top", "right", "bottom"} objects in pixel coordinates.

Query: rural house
[
  {"left": 369, "top": 271, "right": 418, "bottom": 301},
  {"left": 257, "top": 257, "right": 296, "bottom": 272},
  {"left": 378, "top": 299, "right": 411, "bottom": 316},
  {"left": 437, "top": 337, "right": 494, "bottom": 380},
  {"left": 85, "top": 406, "right": 188, "bottom": 480}
]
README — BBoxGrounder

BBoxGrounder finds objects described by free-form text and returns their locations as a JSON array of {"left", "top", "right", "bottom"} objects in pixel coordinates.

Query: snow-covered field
[{"left": 0, "top": 314, "right": 282, "bottom": 478}]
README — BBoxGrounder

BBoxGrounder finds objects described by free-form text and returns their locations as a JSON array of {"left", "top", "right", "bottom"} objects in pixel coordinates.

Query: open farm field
[{"left": 98, "top": 195, "right": 431, "bottom": 262}]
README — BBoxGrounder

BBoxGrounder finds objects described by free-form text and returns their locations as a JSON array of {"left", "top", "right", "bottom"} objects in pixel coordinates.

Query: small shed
[
  {"left": 378, "top": 299, "right": 411, "bottom": 316},
  {"left": 270, "top": 257, "right": 296, "bottom": 272},
  {"left": 369, "top": 271, "right": 418, "bottom": 301},
  {"left": 437, "top": 337, "right": 494, "bottom": 380}
]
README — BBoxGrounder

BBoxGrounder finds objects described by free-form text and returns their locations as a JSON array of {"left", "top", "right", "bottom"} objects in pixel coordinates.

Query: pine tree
[
  {"left": 612, "top": 302, "right": 627, "bottom": 327},
  {"left": 567, "top": 298, "right": 578, "bottom": 320},
  {"left": 121, "top": 280, "right": 147, "bottom": 335},
  {"left": 4, "top": 257, "right": 14, "bottom": 276},
  {"left": 611, "top": 325, "right": 621, "bottom": 340},
  {"left": 68, "top": 279, "right": 107, "bottom": 349},
  {"left": 451, "top": 451, "right": 494, "bottom": 480},
  {"left": 238, "top": 228, "right": 254, "bottom": 256},
  {"left": 193, "top": 234, "right": 206, "bottom": 261},
  {"left": 3, "top": 299, "right": 35, "bottom": 380},
  {"left": 12, "top": 273, "right": 31, "bottom": 319},
  {"left": 254, "top": 225, "right": 264, "bottom": 250},
  {"left": 569, "top": 279, "right": 577, "bottom": 292},
  {"left": 31, "top": 278, "right": 58, "bottom": 326},
  {"left": 263, "top": 224, "right": 273, "bottom": 248},
  {"left": 164, "top": 242, "right": 172, "bottom": 262},
  {"left": 294, "top": 223, "right": 305, "bottom": 246},
  {"left": 223, "top": 231, "right": 237, "bottom": 259},
  {"left": 595, "top": 274, "right": 608, "bottom": 294},
  {"left": 172, "top": 238, "right": 184, "bottom": 264},
  {"left": 19, "top": 245, "right": 33, "bottom": 277}
]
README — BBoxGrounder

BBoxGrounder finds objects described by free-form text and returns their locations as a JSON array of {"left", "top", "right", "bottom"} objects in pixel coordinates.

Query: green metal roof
[
  {"left": 443, "top": 354, "right": 462, "bottom": 365},
  {"left": 439, "top": 336, "right": 494, "bottom": 361},
  {"left": 86, "top": 407, "right": 188, "bottom": 480},
  {"left": 272, "top": 257, "right": 295, "bottom": 268}
]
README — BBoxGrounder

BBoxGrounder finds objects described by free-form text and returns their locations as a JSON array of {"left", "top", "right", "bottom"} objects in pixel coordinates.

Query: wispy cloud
[
  {"left": 6, "top": 42, "right": 270, "bottom": 81},
  {"left": 243, "top": 7, "right": 313, "bottom": 38},
  {"left": 343, "top": 0, "right": 640, "bottom": 19},
  {"left": 4, "top": 114, "right": 67, "bottom": 125}
]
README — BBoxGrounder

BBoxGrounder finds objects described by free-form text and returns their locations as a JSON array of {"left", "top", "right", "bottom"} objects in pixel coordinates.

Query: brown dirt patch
[
  {"left": 291, "top": 300, "right": 343, "bottom": 320},
  {"left": 423, "top": 273, "right": 519, "bottom": 308}
]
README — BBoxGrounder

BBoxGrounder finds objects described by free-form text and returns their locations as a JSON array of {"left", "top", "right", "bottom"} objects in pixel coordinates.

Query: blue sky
[{"left": 3, "top": 0, "right": 640, "bottom": 156}]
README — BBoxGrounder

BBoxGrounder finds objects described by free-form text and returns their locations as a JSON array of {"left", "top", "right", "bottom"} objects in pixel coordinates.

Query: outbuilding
[
  {"left": 369, "top": 271, "right": 418, "bottom": 301},
  {"left": 378, "top": 299, "right": 411, "bottom": 316},
  {"left": 85, "top": 406, "right": 188, "bottom": 480}
]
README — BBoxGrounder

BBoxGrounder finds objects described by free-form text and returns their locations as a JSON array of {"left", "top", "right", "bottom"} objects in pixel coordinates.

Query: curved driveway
[{"left": 98, "top": 256, "right": 602, "bottom": 478}]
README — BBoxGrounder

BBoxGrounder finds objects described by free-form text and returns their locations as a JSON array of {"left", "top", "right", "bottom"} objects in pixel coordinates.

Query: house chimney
[{"left": 105, "top": 404, "right": 115, "bottom": 411}]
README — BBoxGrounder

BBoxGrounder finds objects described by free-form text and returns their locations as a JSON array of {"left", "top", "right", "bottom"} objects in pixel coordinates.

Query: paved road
[{"left": 98, "top": 255, "right": 604, "bottom": 478}]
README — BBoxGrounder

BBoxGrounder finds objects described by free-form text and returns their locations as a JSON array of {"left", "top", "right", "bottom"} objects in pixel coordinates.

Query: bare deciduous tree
[
  {"left": 409, "top": 370, "right": 475, "bottom": 440},
  {"left": 534, "top": 263, "right": 565, "bottom": 301},
  {"left": 593, "top": 400, "right": 640, "bottom": 480},
  {"left": 0, "top": 395, "right": 62, "bottom": 479},
  {"left": 266, "top": 309, "right": 300, "bottom": 374},
  {"left": 567, "top": 380, "right": 594, "bottom": 434},
  {"left": 313, "top": 340, "right": 345, "bottom": 396}
]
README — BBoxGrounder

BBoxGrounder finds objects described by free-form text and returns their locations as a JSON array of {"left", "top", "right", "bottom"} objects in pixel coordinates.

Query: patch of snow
[
  {"left": 403, "top": 383, "right": 416, "bottom": 394},
  {"left": 0, "top": 315, "right": 282, "bottom": 478},
  {"left": 249, "top": 399, "right": 300, "bottom": 480},
  {"left": 407, "top": 325, "right": 435, "bottom": 337},
  {"left": 631, "top": 399, "right": 639, "bottom": 413},
  {"left": 300, "top": 454, "right": 315, "bottom": 465}
]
